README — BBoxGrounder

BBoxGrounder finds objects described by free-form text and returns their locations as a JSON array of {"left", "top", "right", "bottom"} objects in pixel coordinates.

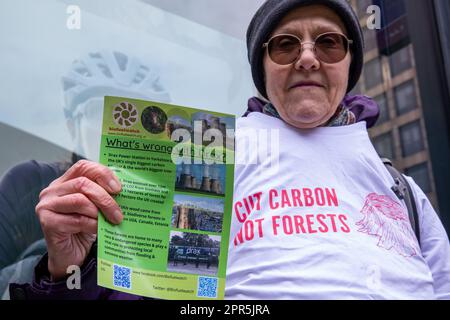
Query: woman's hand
[{"left": 35, "top": 160, "right": 123, "bottom": 281}]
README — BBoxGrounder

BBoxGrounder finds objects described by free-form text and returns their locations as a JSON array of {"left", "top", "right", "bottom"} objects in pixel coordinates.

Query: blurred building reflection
[{"left": 351, "top": 0, "right": 450, "bottom": 233}]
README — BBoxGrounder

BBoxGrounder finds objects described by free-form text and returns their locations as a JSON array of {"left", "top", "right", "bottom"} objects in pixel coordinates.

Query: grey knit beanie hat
[{"left": 247, "top": 0, "right": 364, "bottom": 99}]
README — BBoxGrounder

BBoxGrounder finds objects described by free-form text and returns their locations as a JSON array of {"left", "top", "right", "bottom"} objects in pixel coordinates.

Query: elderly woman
[{"left": 9, "top": 0, "right": 450, "bottom": 299}]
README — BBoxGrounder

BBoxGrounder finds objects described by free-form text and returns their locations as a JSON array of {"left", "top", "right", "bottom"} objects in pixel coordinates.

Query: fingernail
[
  {"left": 109, "top": 179, "right": 121, "bottom": 192},
  {"left": 114, "top": 210, "right": 123, "bottom": 224}
]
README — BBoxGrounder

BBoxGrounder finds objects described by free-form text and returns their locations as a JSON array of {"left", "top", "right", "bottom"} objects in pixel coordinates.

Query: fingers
[
  {"left": 43, "top": 177, "right": 123, "bottom": 224},
  {"left": 51, "top": 160, "right": 122, "bottom": 194},
  {"left": 38, "top": 193, "right": 100, "bottom": 219},
  {"left": 38, "top": 160, "right": 123, "bottom": 225},
  {"left": 38, "top": 209, "right": 98, "bottom": 235}
]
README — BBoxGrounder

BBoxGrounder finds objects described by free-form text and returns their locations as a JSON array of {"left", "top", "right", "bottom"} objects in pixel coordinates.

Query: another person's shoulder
[{"left": 0, "top": 159, "right": 72, "bottom": 194}]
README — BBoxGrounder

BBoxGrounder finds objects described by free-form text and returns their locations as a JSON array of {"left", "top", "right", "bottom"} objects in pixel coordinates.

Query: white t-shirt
[{"left": 225, "top": 112, "right": 450, "bottom": 300}]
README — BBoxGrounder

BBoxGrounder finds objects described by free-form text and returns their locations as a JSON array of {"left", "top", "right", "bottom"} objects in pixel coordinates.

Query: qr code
[
  {"left": 197, "top": 276, "right": 218, "bottom": 298},
  {"left": 113, "top": 264, "right": 131, "bottom": 289}
]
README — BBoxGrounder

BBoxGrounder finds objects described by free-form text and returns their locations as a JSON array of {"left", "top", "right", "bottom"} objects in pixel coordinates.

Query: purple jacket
[{"left": 9, "top": 95, "right": 379, "bottom": 300}]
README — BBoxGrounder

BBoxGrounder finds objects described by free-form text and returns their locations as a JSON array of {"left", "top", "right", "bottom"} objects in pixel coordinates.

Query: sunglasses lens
[
  {"left": 266, "top": 33, "right": 350, "bottom": 65},
  {"left": 315, "top": 33, "right": 348, "bottom": 63},
  {"left": 268, "top": 35, "right": 301, "bottom": 65}
]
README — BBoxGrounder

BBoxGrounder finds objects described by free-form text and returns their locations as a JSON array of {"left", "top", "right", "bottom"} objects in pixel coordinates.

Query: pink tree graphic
[{"left": 356, "top": 193, "right": 419, "bottom": 257}]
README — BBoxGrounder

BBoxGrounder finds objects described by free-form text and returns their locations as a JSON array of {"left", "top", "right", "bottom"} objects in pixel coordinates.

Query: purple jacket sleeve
[
  {"left": 405, "top": 176, "right": 450, "bottom": 299},
  {"left": 9, "top": 243, "right": 143, "bottom": 300}
]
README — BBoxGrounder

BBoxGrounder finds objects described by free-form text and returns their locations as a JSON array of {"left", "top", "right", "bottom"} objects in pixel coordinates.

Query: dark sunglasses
[{"left": 263, "top": 32, "right": 353, "bottom": 65}]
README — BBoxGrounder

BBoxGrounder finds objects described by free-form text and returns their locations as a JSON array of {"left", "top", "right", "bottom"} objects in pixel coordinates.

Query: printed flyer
[{"left": 97, "top": 96, "right": 235, "bottom": 300}]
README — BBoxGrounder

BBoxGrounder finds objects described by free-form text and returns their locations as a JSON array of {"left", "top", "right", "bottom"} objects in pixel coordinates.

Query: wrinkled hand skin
[{"left": 35, "top": 160, "right": 123, "bottom": 280}]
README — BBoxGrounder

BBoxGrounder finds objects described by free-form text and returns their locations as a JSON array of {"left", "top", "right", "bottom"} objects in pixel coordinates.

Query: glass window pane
[
  {"left": 364, "top": 58, "right": 383, "bottom": 90},
  {"left": 0, "top": 0, "right": 254, "bottom": 164},
  {"left": 372, "top": 132, "right": 394, "bottom": 160},
  {"left": 399, "top": 121, "right": 424, "bottom": 157},
  {"left": 405, "top": 163, "right": 432, "bottom": 194},
  {"left": 357, "top": 0, "right": 373, "bottom": 18},
  {"left": 349, "top": 81, "right": 362, "bottom": 95},
  {"left": 374, "top": 93, "right": 390, "bottom": 124},
  {"left": 363, "top": 27, "right": 378, "bottom": 52},
  {"left": 395, "top": 80, "right": 417, "bottom": 115},
  {"left": 389, "top": 46, "right": 412, "bottom": 77}
]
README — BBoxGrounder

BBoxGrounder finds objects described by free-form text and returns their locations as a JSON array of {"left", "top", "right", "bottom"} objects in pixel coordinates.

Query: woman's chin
[
  {"left": 274, "top": 100, "right": 333, "bottom": 128},
  {"left": 282, "top": 114, "right": 324, "bottom": 129},
  {"left": 289, "top": 108, "right": 324, "bottom": 123}
]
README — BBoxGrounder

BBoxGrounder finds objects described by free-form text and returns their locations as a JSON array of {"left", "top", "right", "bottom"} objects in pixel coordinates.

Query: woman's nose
[{"left": 294, "top": 43, "right": 320, "bottom": 71}]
